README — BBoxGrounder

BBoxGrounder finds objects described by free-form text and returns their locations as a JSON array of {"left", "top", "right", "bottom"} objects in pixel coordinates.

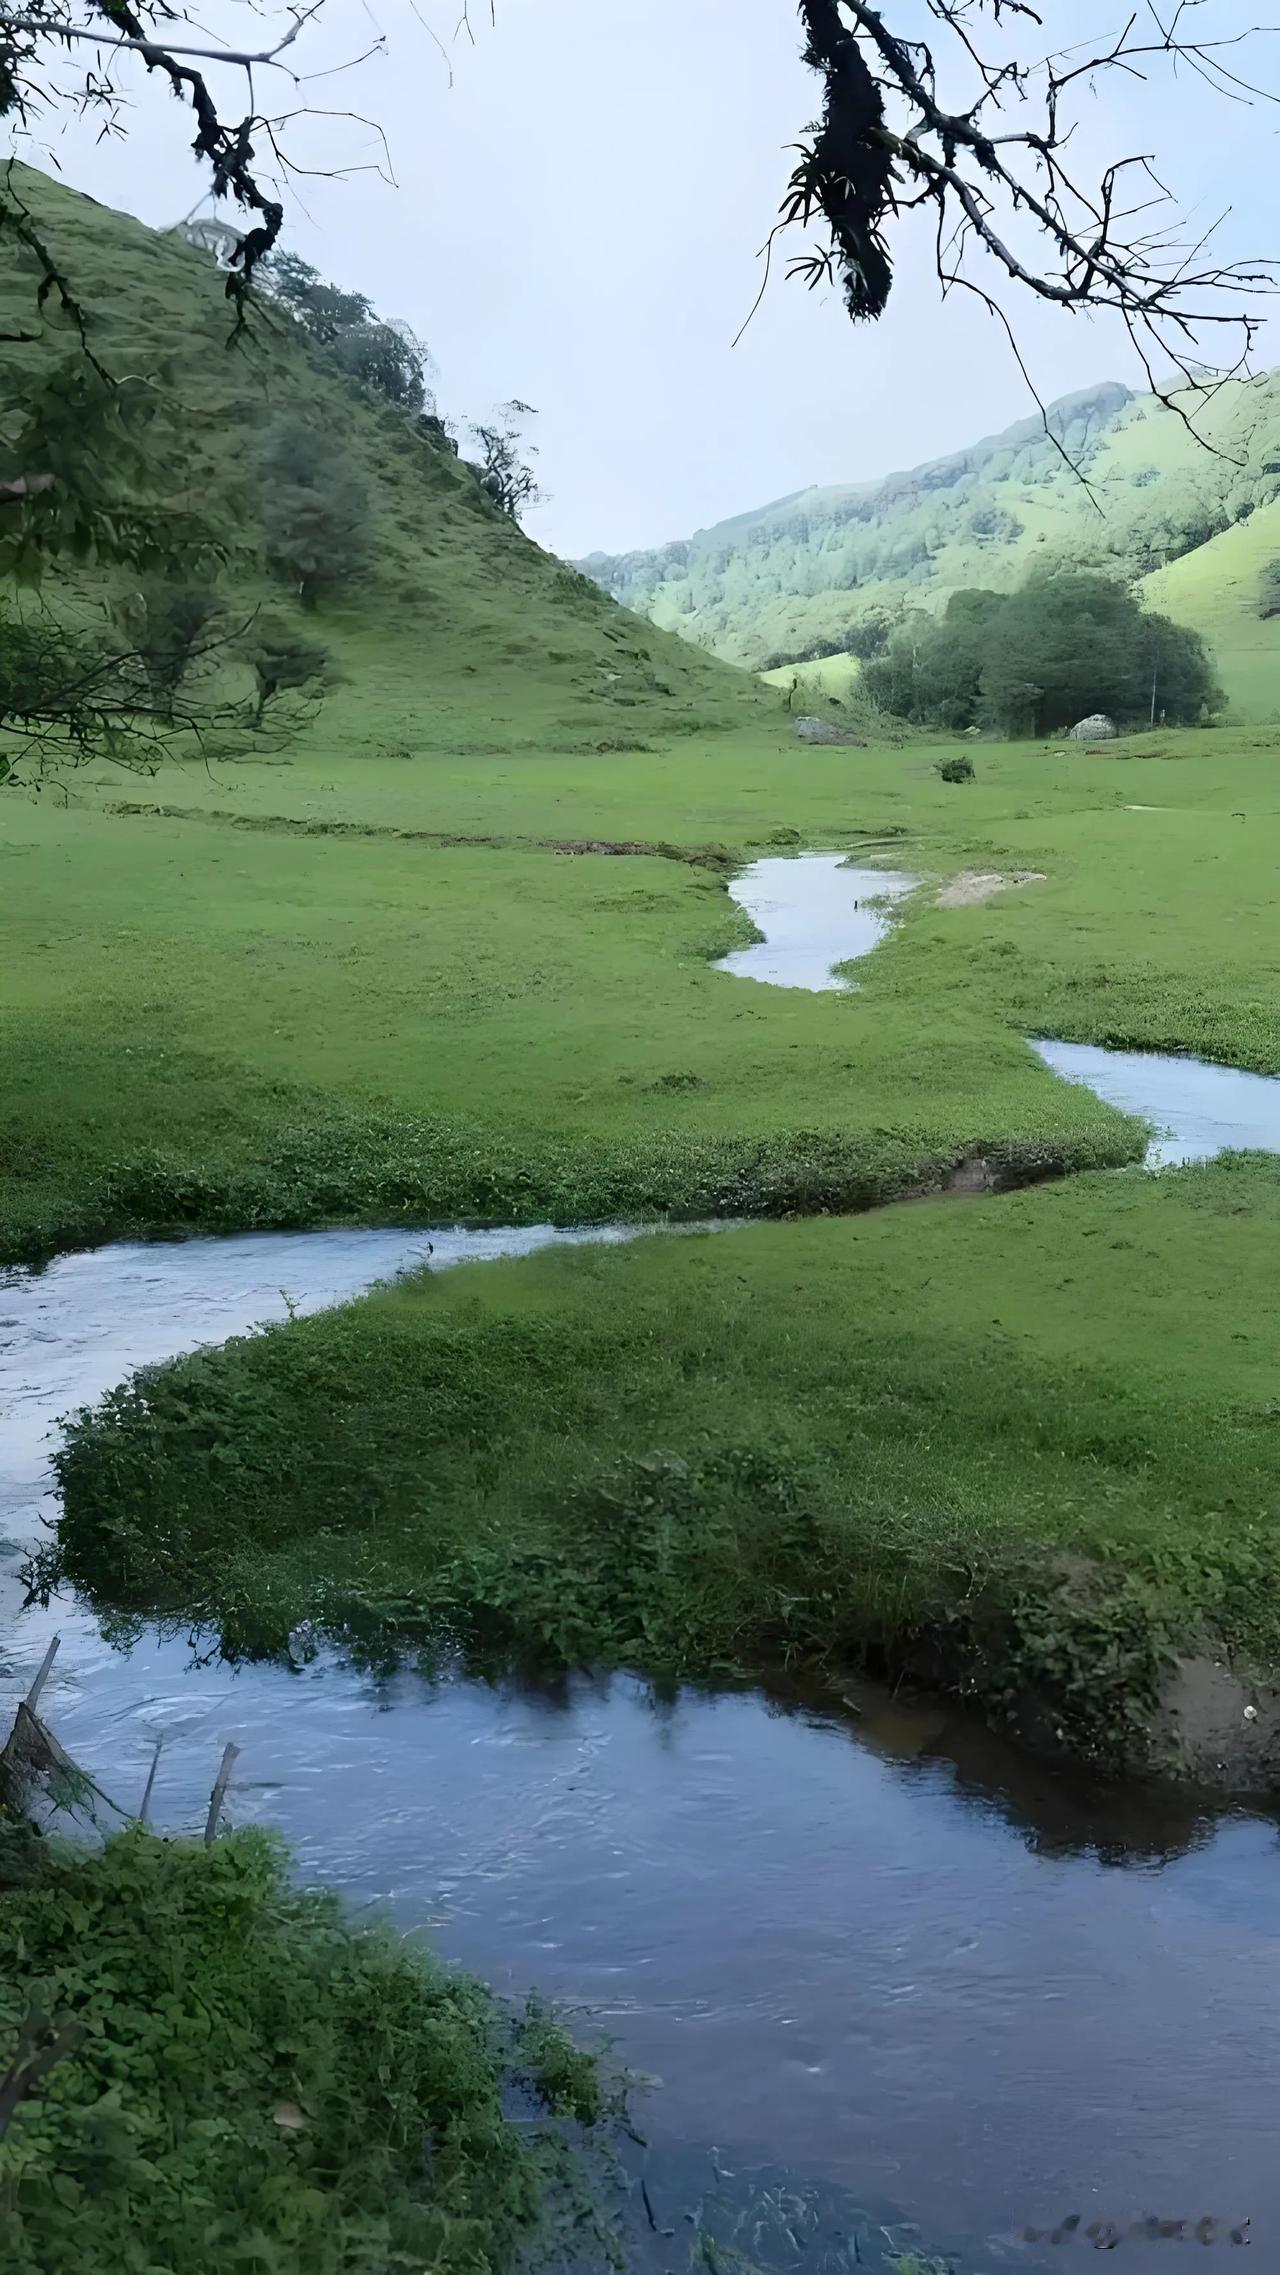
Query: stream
[{"left": 4, "top": 851, "right": 1280, "bottom": 2267}]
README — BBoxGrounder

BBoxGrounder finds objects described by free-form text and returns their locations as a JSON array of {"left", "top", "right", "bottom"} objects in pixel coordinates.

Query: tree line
[{"left": 861, "top": 568, "right": 1220, "bottom": 739}]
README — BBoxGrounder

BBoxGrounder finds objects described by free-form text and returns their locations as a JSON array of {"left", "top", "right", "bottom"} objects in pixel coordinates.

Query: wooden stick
[
  {"left": 203, "top": 1743, "right": 240, "bottom": 1845},
  {"left": 138, "top": 1738, "right": 163, "bottom": 1826},
  {"left": 24, "top": 1636, "right": 60, "bottom": 1715}
]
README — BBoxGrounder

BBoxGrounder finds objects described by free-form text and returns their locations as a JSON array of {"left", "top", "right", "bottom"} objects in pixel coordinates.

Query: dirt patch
[
  {"left": 936, "top": 869, "right": 1046, "bottom": 909},
  {"left": 104, "top": 803, "right": 734, "bottom": 870},
  {"left": 1150, "top": 1654, "right": 1280, "bottom": 1789}
]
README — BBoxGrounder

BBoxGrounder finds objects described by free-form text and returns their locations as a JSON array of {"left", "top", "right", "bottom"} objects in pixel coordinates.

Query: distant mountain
[{"left": 579, "top": 377, "right": 1280, "bottom": 686}]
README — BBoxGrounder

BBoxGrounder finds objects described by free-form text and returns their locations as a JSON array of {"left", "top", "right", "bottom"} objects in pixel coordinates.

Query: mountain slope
[
  {"left": 0, "top": 167, "right": 766, "bottom": 750},
  {"left": 1142, "top": 498, "right": 1280, "bottom": 724},
  {"left": 580, "top": 377, "right": 1280, "bottom": 710}
]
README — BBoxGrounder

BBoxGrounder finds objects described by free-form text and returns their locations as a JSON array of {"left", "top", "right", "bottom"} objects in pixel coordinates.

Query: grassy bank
[
  {"left": 1, "top": 782, "right": 1153, "bottom": 1263},
  {"left": 0, "top": 1823, "right": 609, "bottom": 2274},
  {"left": 35, "top": 1158, "right": 1280, "bottom": 1766},
  {"left": 10, "top": 725, "right": 1280, "bottom": 1261}
]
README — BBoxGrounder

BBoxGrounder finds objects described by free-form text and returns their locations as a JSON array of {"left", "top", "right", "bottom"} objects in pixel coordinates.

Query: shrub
[
  {"left": 259, "top": 418, "right": 373, "bottom": 607},
  {"left": 113, "top": 577, "right": 222, "bottom": 705},
  {"left": 0, "top": 1826, "right": 613, "bottom": 2273},
  {"left": 243, "top": 615, "right": 329, "bottom": 724}
]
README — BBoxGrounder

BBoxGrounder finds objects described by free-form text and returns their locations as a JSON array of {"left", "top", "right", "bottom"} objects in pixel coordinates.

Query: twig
[
  {"left": 0, "top": 2008, "right": 86, "bottom": 2144},
  {"left": 138, "top": 1737, "right": 163, "bottom": 1824},
  {"left": 204, "top": 1741, "right": 240, "bottom": 1843},
  {"left": 24, "top": 1634, "right": 59, "bottom": 1715}
]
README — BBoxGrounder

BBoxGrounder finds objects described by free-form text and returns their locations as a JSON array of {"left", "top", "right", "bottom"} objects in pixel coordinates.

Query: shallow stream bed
[{"left": 5, "top": 851, "right": 1280, "bottom": 2265}]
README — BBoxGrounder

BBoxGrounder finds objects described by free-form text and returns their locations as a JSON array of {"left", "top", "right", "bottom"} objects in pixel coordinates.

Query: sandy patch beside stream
[{"left": 936, "top": 870, "right": 1046, "bottom": 908}]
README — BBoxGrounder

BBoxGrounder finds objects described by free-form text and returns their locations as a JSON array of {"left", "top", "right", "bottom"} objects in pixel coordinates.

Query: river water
[{"left": 4, "top": 850, "right": 1280, "bottom": 2267}]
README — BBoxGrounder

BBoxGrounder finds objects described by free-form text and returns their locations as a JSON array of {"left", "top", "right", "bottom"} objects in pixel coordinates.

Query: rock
[
  {"left": 1067, "top": 712, "right": 1118, "bottom": 741},
  {"left": 792, "top": 715, "right": 862, "bottom": 746}
]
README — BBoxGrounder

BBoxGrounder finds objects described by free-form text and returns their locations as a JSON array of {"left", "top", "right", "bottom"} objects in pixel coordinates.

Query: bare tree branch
[{"left": 779, "top": 0, "right": 1279, "bottom": 446}]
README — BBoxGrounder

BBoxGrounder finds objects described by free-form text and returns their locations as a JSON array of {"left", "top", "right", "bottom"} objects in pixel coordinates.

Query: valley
[{"left": 4, "top": 154, "right": 1280, "bottom": 2275}]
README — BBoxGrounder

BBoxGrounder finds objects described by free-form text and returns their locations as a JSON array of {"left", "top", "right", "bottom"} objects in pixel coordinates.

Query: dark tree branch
[{"left": 779, "top": 0, "right": 1279, "bottom": 444}]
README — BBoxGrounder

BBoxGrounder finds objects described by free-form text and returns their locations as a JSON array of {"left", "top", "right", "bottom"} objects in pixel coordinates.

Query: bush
[
  {"left": 0, "top": 1827, "right": 613, "bottom": 2274},
  {"left": 867, "top": 567, "right": 1220, "bottom": 738},
  {"left": 1258, "top": 560, "right": 1280, "bottom": 620},
  {"left": 243, "top": 615, "right": 329, "bottom": 724},
  {"left": 259, "top": 418, "right": 373, "bottom": 607},
  {"left": 113, "top": 577, "right": 222, "bottom": 705},
  {"left": 937, "top": 753, "right": 975, "bottom": 782}
]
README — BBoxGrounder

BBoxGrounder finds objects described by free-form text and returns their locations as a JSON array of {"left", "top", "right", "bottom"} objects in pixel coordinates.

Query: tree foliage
[
  {"left": 263, "top": 255, "right": 431, "bottom": 415},
  {"left": 0, "top": 353, "right": 223, "bottom": 589},
  {"left": 243, "top": 615, "right": 329, "bottom": 725},
  {"left": 112, "top": 578, "right": 222, "bottom": 703},
  {"left": 0, "top": 598, "right": 232, "bottom": 787},
  {"left": 467, "top": 401, "right": 544, "bottom": 523},
  {"left": 259, "top": 418, "right": 373, "bottom": 608},
  {"left": 863, "top": 569, "right": 1220, "bottom": 738}
]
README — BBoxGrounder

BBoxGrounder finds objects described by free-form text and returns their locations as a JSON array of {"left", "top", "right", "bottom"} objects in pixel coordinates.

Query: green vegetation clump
[
  {"left": 35, "top": 1161, "right": 1280, "bottom": 1764},
  {"left": 863, "top": 567, "right": 1218, "bottom": 736},
  {"left": 0, "top": 1824, "right": 612, "bottom": 2275}
]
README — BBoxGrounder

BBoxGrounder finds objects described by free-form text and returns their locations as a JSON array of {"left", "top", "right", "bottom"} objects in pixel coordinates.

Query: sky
[{"left": 14, "top": 0, "right": 1279, "bottom": 559}]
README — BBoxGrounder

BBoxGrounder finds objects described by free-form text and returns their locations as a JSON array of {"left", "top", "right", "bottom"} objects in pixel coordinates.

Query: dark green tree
[
  {"left": 262, "top": 254, "right": 372, "bottom": 344},
  {"left": 865, "top": 568, "right": 1219, "bottom": 738},
  {"left": 243, "top": 616, "right": 329, "bottom": 726},
  {"left": 259, "top": 419, "right": 373, "bottom": 608},
  {"left": 467, "top": 402, "right": 543, "bottom": 523},
  {"left": 331, "top": 322, "right": 427, "bottom": 414},
  {"left": 113, "top": 578, "right": 222, "bottom": 705}
]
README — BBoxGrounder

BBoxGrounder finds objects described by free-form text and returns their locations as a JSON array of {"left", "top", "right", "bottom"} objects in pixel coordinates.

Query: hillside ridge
[
  {"left": 578, "top": 374, "right": 1280, "bottom": 715},
  {"left": 0, "top": 166, "right": 767, "bottom": 750}
]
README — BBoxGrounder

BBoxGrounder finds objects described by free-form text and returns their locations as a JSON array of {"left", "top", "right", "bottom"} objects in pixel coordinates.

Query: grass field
[
  {"left": 7, "top": 723, "right": 1280, "bottom": 1261},
  {"left": 39, "top": 1157, "right": 1280, "bottom": 1768}
]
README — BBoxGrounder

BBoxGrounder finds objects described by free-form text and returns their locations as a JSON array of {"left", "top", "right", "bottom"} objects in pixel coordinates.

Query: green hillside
[
  {"left": 1143, "top": 496, "right": 1280, "bottom": 723},
  {"left": 580, "top": 376, "right": 1280, "bottom": 713},
  {"left": 0, "top": 167, "right": 766, "bottom": 752}
]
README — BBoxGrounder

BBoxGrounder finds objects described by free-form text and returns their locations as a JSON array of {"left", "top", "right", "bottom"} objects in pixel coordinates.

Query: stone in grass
[
  {"left": 792, "top": 715, "right": 864, "bottom": 746},
  {"left": 1067, "top": 712, "right": 1119, "bottom": 741}
]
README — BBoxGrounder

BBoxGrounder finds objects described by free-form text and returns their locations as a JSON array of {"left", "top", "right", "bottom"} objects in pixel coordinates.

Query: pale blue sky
[{"left": 15, "top": 0, "right": 1279, "bottom": 557}]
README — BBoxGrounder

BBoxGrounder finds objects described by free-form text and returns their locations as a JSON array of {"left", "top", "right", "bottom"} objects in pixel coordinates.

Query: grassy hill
[
  {"left": 1142, "top": 496, "right": 1280, "bottom": 723},
  {"left": 0, "top": 166, "right": 768, "bottom": 753},
  {"left": 580, "top": 376, "right": 1280, "bottom": 715}
]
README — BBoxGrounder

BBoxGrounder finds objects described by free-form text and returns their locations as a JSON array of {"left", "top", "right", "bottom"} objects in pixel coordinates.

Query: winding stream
[{"left": 5, "top": 850, "right": 1280, "bottom": 2267}]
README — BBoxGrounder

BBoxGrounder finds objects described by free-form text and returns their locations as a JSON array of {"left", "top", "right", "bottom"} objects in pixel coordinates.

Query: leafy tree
[
  {"left": 843, "top": 611, "right": 894, "bottom": 661},
  {"left": 0, "top": 355, "right": 223, "bottom": 589},
  {"left": 331, "top": 322, "right": 427, "bottom": 413},
  {"left": 1258, "top": 561, "right": 1280, "bottom": 621},
  {"left": 243, "top": 616, "right": 329, "bottom": 726},
  {"left": 865, "top": 568, "right": 1219, "bottom": 738},
  {"left": 262, "top": 253, "right": 372, "bottom": 345},
  {"left": 0, "top": 601, "right": 232, "bottom": 788},
  {"left": 113, "top": 578, "right": 222, "bottom": 705},
  {"left": 259, "top": 419, "right": 373, "bottom": 608},
  {"left": 468, "top": 401, "right": 544, "bottom": 523},
  {"left": 264, "top": 257, "right": 431, "bottom": 415}
]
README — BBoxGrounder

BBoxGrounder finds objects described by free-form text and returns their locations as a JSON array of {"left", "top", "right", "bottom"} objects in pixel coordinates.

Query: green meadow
[{"left": 7, "top": 168, "right": 1280, "bottom": 1780}]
